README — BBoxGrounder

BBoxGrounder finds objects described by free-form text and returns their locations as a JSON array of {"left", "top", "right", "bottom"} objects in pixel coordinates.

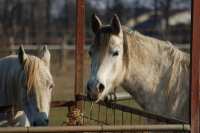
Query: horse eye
[
  {"left": 112, "top": 51, "right": 119, "bottom": 56},
  {"left": 49, "top": 83, "right": 54, "bottom": 90}
]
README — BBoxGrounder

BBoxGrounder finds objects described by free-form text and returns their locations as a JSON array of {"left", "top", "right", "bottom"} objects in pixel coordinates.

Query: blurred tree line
[
  {"left": 0, "top": 0, "right": 191, "bottom": 46},
  {"left": 0, "top": 0, "right": 52, "bottom": 45}
]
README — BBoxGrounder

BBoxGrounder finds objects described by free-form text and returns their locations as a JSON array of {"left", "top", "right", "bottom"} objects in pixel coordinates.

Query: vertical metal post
[
  {"left": 191, "top": 0, "right": 200, "bottom": 132},
  {"left": 75, "top": 0, "right": 85, "bottom": 115}
]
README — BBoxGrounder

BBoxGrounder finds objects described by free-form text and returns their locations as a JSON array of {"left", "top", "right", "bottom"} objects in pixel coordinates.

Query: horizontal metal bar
[
  {"left": 0, "top": 101, "right": 75, "bottom": 111},
  {"left": 51, "top": 101, "right": 75, "bottom": 108},
  {"left": 0, "top": 44, "right": 190, "bottom": 51},
  {"left": 175, "top": 44, "right": 190, "bottom": 49},
  {"left": 0, "top": 124, "right": 190, "bottom": 132},
  {"left": 0, "top": 44, "right": 90, "bottom": 51}
]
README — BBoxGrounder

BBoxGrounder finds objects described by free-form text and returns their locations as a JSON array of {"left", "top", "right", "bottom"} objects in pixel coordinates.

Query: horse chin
[
  {"left": 95, "top": 86, "right": 114, "bottom": 103},
  {"left": 95, "top": 97, "right": 102, "bottom": 103},
  {"left": 95, "top": 92, "right": 107, "bottom": 103},
  {"left": 88, "top": 87, "right": 113, "bottom": 103}
]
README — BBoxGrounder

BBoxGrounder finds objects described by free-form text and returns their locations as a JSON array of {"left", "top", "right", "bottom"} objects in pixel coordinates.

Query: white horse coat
[{"left": 0, "top": 46, "right": 54, "bottom": 126}]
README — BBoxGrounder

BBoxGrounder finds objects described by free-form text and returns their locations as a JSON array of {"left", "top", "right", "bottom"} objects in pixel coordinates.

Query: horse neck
[
  {"left": 122, "top": 31, "right": 179, "bottom": 110},
  {"left": 0, "top": 56, "right": 25, "bottom": 108}
]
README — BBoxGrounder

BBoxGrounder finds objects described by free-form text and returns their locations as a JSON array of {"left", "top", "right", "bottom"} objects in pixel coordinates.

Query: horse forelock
[
  {"left": 23, "top": 56, "right": 40, "bottom": 93},
  {"left": 94, "top": 28, "right": 111, "bottom": 60}
]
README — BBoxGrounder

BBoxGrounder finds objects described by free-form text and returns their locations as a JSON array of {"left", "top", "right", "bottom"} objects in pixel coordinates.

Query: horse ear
[
  {"left": 18, "top": 45, "right": 27, "bottom": 65},
  {"left": 111, "top": 14, "right": 122, "bottom": 35},
  {"left": 40, "top": 45, "right": 50, "bottom": 67},
  {"left": 91, "top": 14, "right": 102, "bottom": 33}
]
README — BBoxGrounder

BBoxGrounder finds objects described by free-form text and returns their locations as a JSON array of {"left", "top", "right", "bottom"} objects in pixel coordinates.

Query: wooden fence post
[
  {"left": 9, "top": 37, "right": 15, "bottom": 55},
  {"left": 60, "top": 36, "right": 67, "bottom": 70}
]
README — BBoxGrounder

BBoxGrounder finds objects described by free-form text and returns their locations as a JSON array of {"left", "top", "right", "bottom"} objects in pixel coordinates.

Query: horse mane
[
  {"left": 122, "top": 26, "right": 190, "bottom": 67},
  {"left": 23, "top": 55, "right": 40, "bottom": 93},
  {"left": 95, "top": 25, "right": 189, "bottom": 73}
]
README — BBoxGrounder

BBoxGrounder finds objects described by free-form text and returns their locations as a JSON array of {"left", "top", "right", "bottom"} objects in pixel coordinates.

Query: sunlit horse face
[
  {"left": 18, "top": 46, "right": 54, "bottom": 126},
  {"left": 87, "top": 14, "right": 125, "bottom": 102}
]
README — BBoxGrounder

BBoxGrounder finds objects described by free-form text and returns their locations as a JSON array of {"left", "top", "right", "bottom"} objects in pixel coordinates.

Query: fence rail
[
  {"left": 0, "top": 44, "right": 190, "bottom": 69},
  {"left": 0, "top": 44, "right": 190, "bottom": 51},
  {"left": 0, "top": 124, "right": 190, "bottom": 133}
]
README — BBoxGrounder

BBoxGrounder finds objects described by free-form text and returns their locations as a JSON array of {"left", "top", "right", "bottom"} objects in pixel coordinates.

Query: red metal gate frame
[
  {"left": 191, "top": 0, "right": 200, "bottom": 132},
  {"left": 74, "top": 0, "right": 85, "bottom": 112},
  {"left": 0, "top": 0, "right": 199, "bottom": 132}
]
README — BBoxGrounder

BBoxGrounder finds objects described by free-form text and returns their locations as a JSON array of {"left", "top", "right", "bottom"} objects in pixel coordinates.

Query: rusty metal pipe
[
  {"left": 74, "top": 0, "right": 85, "bottom": 114},
  {"left": 0, "top": 124, "right": 190, "bottom": 133},
  {"left": 191, "top": 0, "right": 200, "bottom": 133}
]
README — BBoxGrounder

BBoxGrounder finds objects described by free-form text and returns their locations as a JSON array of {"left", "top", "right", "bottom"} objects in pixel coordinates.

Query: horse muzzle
[
  {"left": 87, "top": 80, "right": 105, "bottom": 101},
  {"left": 33, "top": 118, "right": 49, "bottom": 126},
  {"left": 32, "top": 112, "right": 49, "bottom": 126}
]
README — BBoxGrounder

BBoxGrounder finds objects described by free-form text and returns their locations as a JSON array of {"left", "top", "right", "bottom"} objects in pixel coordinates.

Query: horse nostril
[
  {"left": 36, "top": 107, "right": 39, "bottom": 112},
  {"left": 98, "top": 83, "right": 105, "bottom": 93},
  {"left": 45, "top": 119, "right": 49, "bottom": 124},
  {"left": 33, "top": 122, "right": 37, "bottom": 126}
]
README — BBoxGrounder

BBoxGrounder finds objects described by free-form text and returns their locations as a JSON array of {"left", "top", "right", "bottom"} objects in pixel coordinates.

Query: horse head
[
  {"left": 18, "top": 45, "right": 54, "bottom": 126},
  {"left": 87, "top": 14, "right": 126, "bottom": 102}
]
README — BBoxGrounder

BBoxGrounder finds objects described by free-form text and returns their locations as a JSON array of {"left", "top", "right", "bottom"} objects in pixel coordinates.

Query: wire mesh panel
[{"left": 83, "top": 99, "right": 187, "bottom": 126}]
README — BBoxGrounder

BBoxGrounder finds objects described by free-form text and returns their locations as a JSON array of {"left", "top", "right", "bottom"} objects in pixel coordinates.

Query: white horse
[
  {"left": 87, "top": 14, "right": 190, "bottom": 121},
  {"left": 0, "top": 45, "right": 54, "bottom": 126}
]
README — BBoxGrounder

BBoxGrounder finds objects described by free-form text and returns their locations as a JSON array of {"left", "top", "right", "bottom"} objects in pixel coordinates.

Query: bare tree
[
  {"left": 158, "top": 0, "right": 172, "bottom": 31},
  {"left": 155, "top": 0, "right": 190, "bottom": 38}
]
